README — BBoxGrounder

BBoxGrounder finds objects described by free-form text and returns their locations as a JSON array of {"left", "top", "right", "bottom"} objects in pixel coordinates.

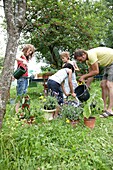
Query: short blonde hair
[{"left": 60, "top": 51, "right": 70, "bottom": 60}]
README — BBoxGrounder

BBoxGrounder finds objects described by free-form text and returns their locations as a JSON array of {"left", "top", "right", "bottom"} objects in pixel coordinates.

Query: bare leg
[
  {"left": 100, "top": 80, "right": 108, "bottom": 111},
  {"left": 86, "top": 77, "right": 94, "bottom": 88},
  {"left": 106, "top": 81, "right": 113, "bottom": 113},
  {"left": 15, "top": 102, "right": 20, "bottom": 113}
]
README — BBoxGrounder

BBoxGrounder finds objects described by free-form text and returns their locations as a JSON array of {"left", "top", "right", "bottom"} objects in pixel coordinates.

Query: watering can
[{"left": 13, "top": 66, "right": 26, "bottom": 79}]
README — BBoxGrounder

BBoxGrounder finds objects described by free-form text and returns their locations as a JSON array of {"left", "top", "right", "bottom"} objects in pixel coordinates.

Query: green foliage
[
  {"left": 27, "top": 84, "right": 44, "bottom": 99},
  {"left": 40, "top": 65, "right": 58, "bottom": 74},
  {"left": 23, "top": 0, "right": 109, "bottom": 68},
  {"left": 43, "top": 95, "right": 58, "bottom": 110},
  {"left": 103, "top": 0, "right": 113, "bottom": 48},
  {"left": 76, "top": 62, "right": 88, "bottom": 77},
  {"left": 83, "top": 86, "right": 104, "bottom": 119},
  {"left": 1, "top": 82, "right": 113, "bottom": 169},
  {"left": 61, "top": 104, "right": 83, "bottom": 120},
  {"left": 1, "top": 111, "right": 113, "bottom": 169}
]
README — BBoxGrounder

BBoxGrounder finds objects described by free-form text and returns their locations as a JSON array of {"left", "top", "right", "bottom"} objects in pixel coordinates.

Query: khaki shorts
[{"left": 102, "top": 63, "right": 113, "bottom": 82}]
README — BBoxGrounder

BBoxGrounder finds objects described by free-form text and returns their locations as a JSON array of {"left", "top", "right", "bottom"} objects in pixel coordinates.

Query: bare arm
[
  {"left": 73, "top": 61, "right": 80, "bottom": 71},
  {"left": 79, "top": 61, "right": 99, "bottom": 82},
  {"left": 86, "top": 67, "right": 94, "bottom": 87},
  {"left": 68, "top": 69, "right": 76, "bottom": 97},
  {"left": 61, "top": 82, "right": 69, "bottom": 96},
  {"left": 16, "top": 55, "right": 28, "bottom": 65}
]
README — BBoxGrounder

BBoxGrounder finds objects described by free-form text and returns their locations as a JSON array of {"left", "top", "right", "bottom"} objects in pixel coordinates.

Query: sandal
[
  {"left": 106, "top": 111, "right": 113, "bottom": 116},
  {"left": 100, "top": 111, "right": 113, "bottom": 118},
  {"left": 100, "top": 111, "right": 109, "bottom": 118}
]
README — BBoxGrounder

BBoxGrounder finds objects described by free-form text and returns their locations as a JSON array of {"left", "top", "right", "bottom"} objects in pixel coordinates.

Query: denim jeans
[
  {"left": 17, "top": 77, "right": 28, "bottom": 96},
  {"left": 47, "top": 79, "right": 63, "bottom": 104}
]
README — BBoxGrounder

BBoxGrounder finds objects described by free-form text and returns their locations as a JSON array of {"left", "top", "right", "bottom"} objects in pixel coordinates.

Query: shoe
[{"left": 100, "top": 111, "right": 113, "bottom": 118}]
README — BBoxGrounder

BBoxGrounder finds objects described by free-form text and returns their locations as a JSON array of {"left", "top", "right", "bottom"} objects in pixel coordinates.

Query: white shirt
[{"left": 49, "top": 68, "right": 69, "bottom": 84}]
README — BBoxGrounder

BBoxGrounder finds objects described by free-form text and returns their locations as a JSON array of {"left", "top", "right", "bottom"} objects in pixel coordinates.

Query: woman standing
[
  {"left": 15, "top": 44, "right": 35, "bottom": 113},
  {"left": 16, "top": 44, "right": 35, "bottom": 96}
]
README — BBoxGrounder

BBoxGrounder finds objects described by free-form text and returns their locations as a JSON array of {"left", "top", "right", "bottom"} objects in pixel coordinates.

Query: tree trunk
[
  {"left": 0, "top": 33, "right": 20, "bottom": 128},
  {"left": 0, "top": 0, "right": 26, "bottom": 128},
  {"left": 49, "top": 46, "right": 59, "bottom": 68}
]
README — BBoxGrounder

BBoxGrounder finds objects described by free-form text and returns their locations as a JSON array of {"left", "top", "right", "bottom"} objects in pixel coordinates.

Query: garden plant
[
  {"left": 83, "top": 91, "right": 104, "bottom": 119},
  {"left": 43, "top": 95, "right": 58, "bottom": 110},
  {"left": 0, "top": 81, "right": 113, "bottom": 170},
  {"left": 61, "top": 104, "right": 83, "bottom": 121}
]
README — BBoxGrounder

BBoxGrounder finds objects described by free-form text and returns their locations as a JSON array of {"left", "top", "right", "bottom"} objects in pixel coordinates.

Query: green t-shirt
[{"left": 86, "top": 47, "right": 113, "bottom": 67}]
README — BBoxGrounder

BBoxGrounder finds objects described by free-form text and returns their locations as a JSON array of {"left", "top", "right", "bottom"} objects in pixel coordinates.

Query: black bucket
[
  {"left": 75, "top": 84, "right": 90, "bottom": 102},
  {"left": 13, "top": 66, "right": 26, "bottom": 79}
]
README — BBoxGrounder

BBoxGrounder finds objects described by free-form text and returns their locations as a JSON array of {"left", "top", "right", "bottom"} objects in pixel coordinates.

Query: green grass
[{"left": 0, "top": 81, "right": 113, "bottom": 170}]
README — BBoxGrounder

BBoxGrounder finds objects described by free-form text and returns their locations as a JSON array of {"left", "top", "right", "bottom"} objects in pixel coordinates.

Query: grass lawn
[{"left": 0, "top": 81, "right": 113, "bottom": 170}]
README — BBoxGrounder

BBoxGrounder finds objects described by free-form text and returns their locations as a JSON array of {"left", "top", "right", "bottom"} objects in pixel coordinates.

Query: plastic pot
[{"left": 75, "top": 84, "right": 90, "bottom": 102}]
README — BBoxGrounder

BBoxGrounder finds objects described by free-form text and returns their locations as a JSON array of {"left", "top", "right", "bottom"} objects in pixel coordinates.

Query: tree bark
[{"left": 0, "top": 0, "right": 26, "bottom": 128}]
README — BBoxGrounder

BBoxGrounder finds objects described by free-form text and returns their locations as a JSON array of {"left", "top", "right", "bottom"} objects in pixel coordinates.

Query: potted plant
[
  {"left": 42, "top": 95, "right": 58, "bottom": 120},
  {"left": 61, "top": 104, "right": 83, "bottom": 127},
  {"left": 83, "top": 93, "right": 104, "bottom": 129},
  {"left": 43, "top": 95, "right": 58, "bottom": 110}
]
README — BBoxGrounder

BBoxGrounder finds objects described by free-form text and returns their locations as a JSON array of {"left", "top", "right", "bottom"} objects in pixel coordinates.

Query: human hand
[
  {"left": 79, "top": 76, "right": 85, "bottom": 83},
  {"left": 78, "top": 80, "right": 83, "bottom": 85},
  {"left": 71, "top": 92, "right": 76, "bottom": 98},
  {"left": 12, "top": 76, "right": 15, "bottom": 81},
  {"left": 65, "top": 93, "right": 71, "bottom": 96},
  {"left": 23, "top": 60, "right": 28, "bottom": 66}
]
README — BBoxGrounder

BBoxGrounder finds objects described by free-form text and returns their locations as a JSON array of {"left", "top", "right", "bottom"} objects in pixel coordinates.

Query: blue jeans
[
  {"left": 17, "top": 77, "right": 28, "bottom": 96},
  {"left": 47, "top": 79, "right": 63, "bottom": 104}
]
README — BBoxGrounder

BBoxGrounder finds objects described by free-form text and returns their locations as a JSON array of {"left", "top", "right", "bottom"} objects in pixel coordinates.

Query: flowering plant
[
  {"left": 61, "top": 104, "right": 83, "bottom": 121},
  {"left": 43, "top": 95, "right": 58, "bottom": 110}
]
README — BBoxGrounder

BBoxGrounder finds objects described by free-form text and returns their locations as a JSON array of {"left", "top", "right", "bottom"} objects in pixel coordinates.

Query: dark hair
[
  {"left": 74, "top": 49, "right": 87, "bottom": 59},
  {"left": 63, "top": 63, "right": 74, "bottom": 72}
]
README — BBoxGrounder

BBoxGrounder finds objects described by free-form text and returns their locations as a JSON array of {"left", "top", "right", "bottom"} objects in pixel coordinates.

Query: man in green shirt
[{"left": 74, "top": 47, "right": 113, "bottom": 117}]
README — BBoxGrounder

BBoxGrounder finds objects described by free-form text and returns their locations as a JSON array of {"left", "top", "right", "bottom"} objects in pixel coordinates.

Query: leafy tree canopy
[
  {"left": 23, "top": 0, "right": 109, "bottom": 68},
  {"left": 103, "top": 0, "right": 113, "bottom": 48}
]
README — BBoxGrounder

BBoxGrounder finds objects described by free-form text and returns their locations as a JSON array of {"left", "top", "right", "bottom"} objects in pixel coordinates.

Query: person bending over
[
  {"left": 74, "top": 47, "right": 113, "bottom": 117},
  {"left": 47, "top": 63, "right": 76, "bottom": 105}
]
